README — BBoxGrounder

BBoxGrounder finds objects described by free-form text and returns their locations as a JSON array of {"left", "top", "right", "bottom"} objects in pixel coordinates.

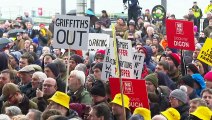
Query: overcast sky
[{"left": 0, "top": 0, "right": 210, "bottom": 19}]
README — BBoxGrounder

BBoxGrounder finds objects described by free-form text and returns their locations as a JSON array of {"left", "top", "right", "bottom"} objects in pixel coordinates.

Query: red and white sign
[
  {"left": 166, "top": 19, "right": 195, "bottom": 51},
  {"left": 109, "top": 78, "right": 149, "bottom": 111}
]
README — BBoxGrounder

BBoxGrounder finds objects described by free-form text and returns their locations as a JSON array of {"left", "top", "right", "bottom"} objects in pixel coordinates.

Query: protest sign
[
  {"left": 197, "top": 38, "right": 212, "bottom": 66},
  {"left": 133, "top": 53, "right": 145, "bottom": 79},
  {"left": 110, "top": 39, "right": 135, "bottom": 79},
  {"left": 88, "top": 33, "right": 110, "bottom": 51},
  {"left": 152, "top": 5, "right": 166, "bottom": 21},
  {"left": 109, "top": 78, "right": 149, "bottom": 111},
  {"left": 101, "top": 48, "right": 112, "bottom": 81},
  {"left": 166, "top": 19, "right": 195, "bottom": 51},
  {"left": 53, "top": 15, "right": 90, "bottom": 50}
]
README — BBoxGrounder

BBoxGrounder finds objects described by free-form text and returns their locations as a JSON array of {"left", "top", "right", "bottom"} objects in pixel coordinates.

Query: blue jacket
[{"left": 192, "top": 73, "right": 206, "bottom": 96}]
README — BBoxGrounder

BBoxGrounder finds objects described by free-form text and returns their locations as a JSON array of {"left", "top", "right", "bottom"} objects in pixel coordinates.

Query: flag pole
[
  {"left": 181, "top": 49, "right": 187, "bottom": 76},
  {"left": 112, "top": 24, "right": 126, "bottom": 120},
  {"left": 66, "top": 47, "right": 71, "bottom": 93}
]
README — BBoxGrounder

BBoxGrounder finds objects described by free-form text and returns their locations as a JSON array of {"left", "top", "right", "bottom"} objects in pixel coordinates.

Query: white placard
[
  {"left": 88, "top": 33, "right": 110, "bottom": 51},
  {"left": 53, "top": 15, "right": 90, "bottom": 50}
]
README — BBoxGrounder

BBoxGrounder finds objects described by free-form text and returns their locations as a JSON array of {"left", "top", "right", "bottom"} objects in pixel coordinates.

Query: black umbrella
[
  {"left": 0, "top": 38, "right": 12, "bottom": 51},
  {"left": 7, "top": 28, "right": 24, "bottom": 37}
]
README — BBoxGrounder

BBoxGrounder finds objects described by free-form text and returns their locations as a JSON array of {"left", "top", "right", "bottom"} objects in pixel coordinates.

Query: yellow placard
[{"left": 197, "top": 38, "right": 212, "bottom": 66}]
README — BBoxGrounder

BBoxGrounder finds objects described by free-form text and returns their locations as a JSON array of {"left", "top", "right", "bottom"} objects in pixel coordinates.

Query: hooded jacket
[
  {"left": 156, "top": 71, "right": 177, "bottom": 90},
  {"left": 192, "top": 73, "right": 206, "bottom": 96}
]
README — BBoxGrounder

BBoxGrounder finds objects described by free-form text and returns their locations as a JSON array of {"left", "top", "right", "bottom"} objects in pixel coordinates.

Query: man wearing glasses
[{"left": 0, "top": 83, "right": 37, "bottom": 114}]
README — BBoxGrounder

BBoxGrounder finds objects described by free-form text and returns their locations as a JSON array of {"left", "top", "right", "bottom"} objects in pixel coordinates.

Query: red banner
[
  {"left": 109, "top": 78, "right": 149, "bottom": 111},
  {"left": 166, "top": 19, "right": 195, "bottom": 51}
]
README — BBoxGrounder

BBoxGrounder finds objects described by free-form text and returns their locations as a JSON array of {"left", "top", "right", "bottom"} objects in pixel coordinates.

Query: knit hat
[
  {"left": 32, "top": 37, "right": 39, "bottom": 44},
  {"left": 169, "top": 86, "right": 188, "bottom": 104},
  {"left": 204, "top": 71, "right": 212, "bottom": 82},
  {"left": 92, "top": 62, "right": 103, "bottom": 71},
  {"left": 95, "top": 49, "right": 105, "bottom": 59},
  {"left": 192, "top": 73, "right": 206, "bottom": 89},
  {"left": 186, "top": 63, "right": 199, "bottom": 74},
  {"left": 161, "top": 108, "right": 181, "bottom": 120},
  {"left": 191, "top": 106, "right": 212, "bottom": 120},
  {"left": 180, "top": 75, "right": 195, "bottom": 88},
  {"left": 70, "top": 54, "right": 83, "bottom": 64},
  {"left": 0, "top": 83, "right": 21, "bottom": 101},
  {"left": 144, "top": 73, "right": 158, "bottom": 88},
  {"left": 167, "top": 53, "right": 181, "bottom": 67},
  {"left": 69, "top": 103, "right": 86, "bottom": 118},
  {"left": 139, "top": 47, "right": 147, "bottom": 57},
  {"left": 45, "top": 63, "right": 60, "bottom": 77},
  {"left": 10, "top": 51, "right": 22, "bottom": 64},
  {"left": 90, "top": 80, "right": 106, "bottom": 97},
  {"left": 133, "top": 107, "right": 151, "bottom": 120}
]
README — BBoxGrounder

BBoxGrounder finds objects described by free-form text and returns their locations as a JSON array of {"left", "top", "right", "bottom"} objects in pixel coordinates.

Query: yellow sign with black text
[{"left": 197, "top": 38, "right": 212, "bottom": 66}]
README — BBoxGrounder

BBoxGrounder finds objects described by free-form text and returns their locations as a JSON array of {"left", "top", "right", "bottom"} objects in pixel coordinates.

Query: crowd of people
[{"left": 0, "top": 1, "right": 211, "bottom": 120}]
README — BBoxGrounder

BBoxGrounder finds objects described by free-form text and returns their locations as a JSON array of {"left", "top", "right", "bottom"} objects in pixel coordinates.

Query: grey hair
[
  {"left": 32, "top": 72, "right": 47, "bottom": 82},
  {"left": 0, "top": 114, "right": 10, "bottom": 120},
  {"left": 5, "top": 106, "right": 22, "bottom": 117},
  {"left": 75, "top": 63, "right": 87, "bottom": 74},
  {"left": 28, "top": 109, "right": 42, "bottom": 120},
  {"left": 70, "top": 70, "right": 85, "bottom": 85}
]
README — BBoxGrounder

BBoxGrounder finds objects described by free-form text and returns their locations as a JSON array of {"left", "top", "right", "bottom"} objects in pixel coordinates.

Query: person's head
[
  {"left": 189, "top": 98, "right": 207, "bottom": 113},
  {"left": 145, "top": 38, "right": 152, "bottom": 46},
  {"left": 31, "top": 72, "right": 47, "bottom": 89},
  {"left": 29, "top": 44, "right": 36, "bottom": 53},
  {"left": 118, "top": 18, "right": 125, "bottom": 25},
  {"left": 24, "top": 40, "right": 31, "bottom": 49},
  {"left": 201, "top": 88, "right": 212, "bottom": 106},
  {"left": 209, "top": 18, "right": 212, "bottom": 26},
  {"left": 92, "top": 62, "right": 103, "bottom": 80},
  {"left": 26, "top": 109, "right": 42, "bottom": 120},
  {"left": 0, "top": 83, "right": 23, "bottom": 105},
  {"left": 69, "top": 54, "right": 83, "bottom": 71},
  {"left": 166, "top": 53, "right": 180, "bottom": 69},
  {"left": 42, "top": 78, "right": 57, "bottom": 96},
  {"left": 43, "top": 54, "right": 56, "bottom": 66},
  {"left": 44, "top": 63, "right": 60, "bottom": 79},
  {"left": 193, "top": 1, "right": 197, "bottom": 6},
  {"left": 101, "top": 10, "right": 108, "bottom": 17},
  {"left": 41, "top": 109, "right": 62, "bottom": 120},
  {"left": 88, "top": 103, "right": 110, "bottom": 120},
  {"left": 128, "top": 20, "right": 136, "bottom": 31},
  {"left": 146, "top": 26, "right": 154, "bottom": 35},
  {"left": 169, "top": 86, "right": 188, "bottom": 108},
  {"left": 42, "top": 46, "right": 51, "bottom": 54},
  {"left": 90, "top": 80, "right": 106, "bottom": 104},
  {"left": 186, "top": 63, "right": 199, "bottom": 75},
  {"left": 152, "top": 115, "right": 167, "bottom": 120},
  {"left": 53, "top": 49, "right": 61, "bottom": 56},
  {"left": 193, "top": 46, "right": 201, "bottom": 59},
  {"left": 190, "top": 106, "right": 212, "bottom": 120},
  {"left": 53, "top": 59, "right": 67, "bottom": 77},
  {"left": 204, "top": 72, "right": 212, "bottom": 89},
  {"left": 85, "top": 74, "right": 95, "bottom": 91},
  {"left": 0, "top": 114, "right": 11, "bottom": 120},
  {"left": 160, "top": 107, "right": 181, "bottom": 120},
  {"left": 179, "top": 75, "right": 195, "bottom": 94},
  {"left": 68, "top": 70, "right": 85, "bottom": 92},
  {"left": 151, "top": 44, "right": 158, "bottom": 54},
  {"left": 152, "top": 36, "right": 160, "bottom": 45},
  {"left": 5, "top": 106, "right": 22, "bottom": 118},
  {"left": 19, "top": 52, "right": 34, "bottom": 69},
  {"left": 144, "top": 73, "right": 158, "bottom": 92},
  {"left": 155, "top": 61, "right": 170, "bottom": 74},
  {"left": 47, "top": 91, "right": 70, "bottom": 116},
  {"left": 132, "top": 107, "right": 151, "bottom": 120},
  {"left": 18, "top": 65, "right": 35, "bottom": 84},
  {"left": 95, "top": 50, "right": 105, "bottom": 63},
  {"left": 75, "top": 63, "right": 87, "bottom": 75},
  {"left": 16, "top": 33, "right": 23, "bottom": 40},
  {"left": 0, "top": 69, "right": 12, "bottom": 89},
  {"left": 47, "top": 115, "right": 68, "bottom": 120},
  {"left": 110, "top": 93, "right": 130, "bottom": 117}
]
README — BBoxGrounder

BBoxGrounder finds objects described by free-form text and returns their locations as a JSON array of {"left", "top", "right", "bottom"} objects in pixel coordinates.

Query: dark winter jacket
[
  {"left": 143, "top": 45, "right": 156, "bottom": 72},
  {"left": 175, "top": 103, "right": 189, "bottom": 120},
  {"left": 156, "top": 71, "right": 177, "bottom": 90}
]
